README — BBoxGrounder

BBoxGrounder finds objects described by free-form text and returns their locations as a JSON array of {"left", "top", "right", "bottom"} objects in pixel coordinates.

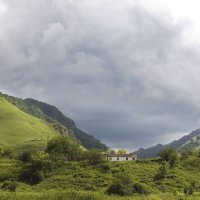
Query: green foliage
[
  {"left": 132, "top": 183, "right": 150, "bottom": 195},
  {"left": 2, "top": 149, "right": 13, "bottom": 158},
  {"left": 0, "top": 147, "right": 13, "bottom": 158},
  {"left": 1, "top": 93, "right": 108, "bottom": 151},
  {"left": 180, "top": 150, "right": 193, "bottom": 160},
  {"left": 1, "top": 181, "right": 17, "bottom": 192},
  {"left": 83, "top": 149, "right": 104, "bottom": 165},
  {"left": 117, "top": 149, "right": 128, "bottom": 154},
  {"left": 159, "top": 148, "right": 178, "bottom": 168},
  {"left": 0, "top": 146, "right": 4, "bottom": 155},
  {"left": 107, "top": 173, "right": 133, "bottom": 196},
  {"left": 154, "top": 161, "right": 168, "bottom": 181},
  {"left": 107, "top": 173, "right": 150, "bottom": 196},
  {"left": 72, "top": 128, "right": 108, "bottom": 151},
  {"left": 99, "top": 162, "right": 111, "bottom": 172},
  {"left": 18, "top": 152, "right": 53, "bottom": 185},
  {"left": 46, "top": 136, "right": 82, "bottom": 161},
  {"left": 0, "top": 97, "right": 59, "bottom": 151},
  {"left": 31, "top": 152, "right": 53, "bottom": 171},
  {"left": 18, "top": 150, "right": 34, "bottom": 163},
  {"left": 2, "top": 145, "right": 200, "bottom": 199},
  {"left": 19, "top": 167, "right": 44, "bottom": 185},
  {"left": 0, "top": 153, "right": 200, "bottom": 200},
  {"left": 184, "top": 183, "right": 194, "bottom": 196}
]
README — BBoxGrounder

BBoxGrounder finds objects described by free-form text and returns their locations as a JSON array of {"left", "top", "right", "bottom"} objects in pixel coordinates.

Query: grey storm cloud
[{"left": 1, "top": 0, "right": 200, "bottom": 150}]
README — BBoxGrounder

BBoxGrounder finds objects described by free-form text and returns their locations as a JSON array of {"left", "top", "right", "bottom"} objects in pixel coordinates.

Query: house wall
[{"left": 108, "top": 156, "right": 136, "bottom": 161}]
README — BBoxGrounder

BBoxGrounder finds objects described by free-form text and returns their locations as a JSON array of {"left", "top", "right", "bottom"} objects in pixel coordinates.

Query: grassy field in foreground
[
  {"left": 1, "top": 157, "right": 200, "bottom": 199},
  {"left": 0, "top": 97, "right": 59, "bottom": 150},
  {"left": 0, "top": 191, "right": 200, "bottom": 200}
]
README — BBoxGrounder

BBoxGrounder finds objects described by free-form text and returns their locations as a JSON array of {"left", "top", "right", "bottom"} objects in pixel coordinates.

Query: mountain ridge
[
  {"left": 135, "top": 129, "right": 200, "bottom": 158},
  {"left": 0, "top": 96, "right": 60, "bottom": 150},
  {"left": 1, "top": 92, "right": 108, "bottom": 151}
]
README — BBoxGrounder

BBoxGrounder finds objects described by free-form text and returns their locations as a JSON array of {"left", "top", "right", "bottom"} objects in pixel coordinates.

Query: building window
[
  {"left": 133, "top": 158, "right": 135, "bottom": 160},
  {"left": 126, "top": 157, "right": 128, "bottom": 160},
  {"left": 117, "top": 157, "right": 119, "bottom": 160}
]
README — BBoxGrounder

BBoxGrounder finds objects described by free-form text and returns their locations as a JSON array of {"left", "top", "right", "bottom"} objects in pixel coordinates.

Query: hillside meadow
[
  {"left": 0, "top": 97, "right": 60, "bottom": 151},
  {"left": 1, "top": 153, "right": 200, "bottom": 200}
]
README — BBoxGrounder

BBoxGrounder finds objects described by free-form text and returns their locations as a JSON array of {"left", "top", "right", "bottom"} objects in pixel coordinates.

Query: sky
[{"left": 1, "top": 0, "right": 200, "bottom": 150}]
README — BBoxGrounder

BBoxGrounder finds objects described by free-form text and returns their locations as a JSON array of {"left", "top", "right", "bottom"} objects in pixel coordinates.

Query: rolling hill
[
  {"left": 0, "top": 96, "right": 60, "bottom": 150},
  {"left": 1, "top": 92, "right": 108, "bottom": 151},
  {"left": 135, "top": 129, "right": 200, "bottom": 158}
]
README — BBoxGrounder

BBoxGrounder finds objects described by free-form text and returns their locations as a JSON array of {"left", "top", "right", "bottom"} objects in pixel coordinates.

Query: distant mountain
[
  {"left": 135, "top": 129, "right": 200, "bottom": 158},
  {"left": 1, "top": 93, "right": 108, "bottom": 151}
]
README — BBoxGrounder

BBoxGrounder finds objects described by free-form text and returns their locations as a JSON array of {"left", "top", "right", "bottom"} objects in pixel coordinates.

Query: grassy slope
[
  {"left": 2, "top": 93, "right": 108, "bottom": 151},
  {"left": 0, "top": 97, "right": 59, "bottom": 150},
  {"left": 1, "top": 158, "right": 200, "bottom": 199}
]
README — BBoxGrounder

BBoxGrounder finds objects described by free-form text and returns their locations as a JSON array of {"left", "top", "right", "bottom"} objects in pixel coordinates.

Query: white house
[{"left": 103, "top": 153, "right": 137, "bottom": 162}]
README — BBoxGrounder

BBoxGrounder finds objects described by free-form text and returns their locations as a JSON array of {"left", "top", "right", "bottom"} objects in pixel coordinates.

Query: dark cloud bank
[{"left": 1, "top": 0, "right": 200, "bottom": 150}]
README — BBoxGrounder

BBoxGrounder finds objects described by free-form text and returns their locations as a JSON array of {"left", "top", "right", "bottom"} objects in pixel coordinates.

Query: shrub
[
  {"left": 184, "top": 183, "right": 195, "bottom": 196},
  {"left": 159, "top": 148, "right": 178, "bottom": 168},
  {"left": 46, "top": 136, "right": 82, "bottom": 161},
  {"left": 106, "top": 173, "right": 133, "bottom": 196},
  {"left": 18, "top": 151, "right": 63, "bottom": 185},
  {"left": 19, "top": 167, "right": 44, "bottom": 185},
  {"left": 0, "top": 147, "right": 13, "bottom": 158},
  {"left": 99, "top": 162, "right": 110, "bottom": 172},
  {"left": 2, "top": 148, "right": 13, "bottom": 158},
  {"left": 31, "top": 153, "right": 53, "bottom": 171},
  {"left": 1, "top": 181, "right": 17, "bottom": 192},
  {"left": 153, "top": 161, "right": 168, "bottom": 181},
  {"left": 117, "top": 149, "right": 128, "bottom": 154},
  {"left": 0, "top": 146, "right": 4, "bottom": 156},
  {"left": 181, "top": 156, "right": 200, "bottom": 169},
  {"left": 30, "top": 170, "right": 45, "bottom": 185},
  {"left": 84, "top": 150, "right": 104, "bottom": 165},
  {"left": 18, "top": 151, "right": 33, "bottom": 163},
  {"left": 133, "top": 183, "right": 150, "bottom": 195}
]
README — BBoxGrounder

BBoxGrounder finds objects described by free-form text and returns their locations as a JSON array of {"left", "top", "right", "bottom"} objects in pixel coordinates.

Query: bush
[
  {"left": 0, "top": 147, "right": 13, "bottom": 158},
  {"left": 133, "top": 183, "right": 150, "bottom": 195},
  {"left": 0, "top": 146, "right": 4, "bottom": 155},
  {"left": 31, "top": 153, "right": 53, "bottom": 171},
  {"left": 19, "top": 167, "right": 44, "bottom": 185},
  {"left": 18, "top": 152, "right": 61, "bottom": 185},
  {"left": 84, "top": 150, "right": 104, "bottom": 165},
  {"left": 18, "top": 151, "right": 33, "bottom": 163},
  {"left": 2, "top": 149, "right": 13, "bottom": 158},
  {"left": 159, "top": 148, "right": 178, "bottom": 168},
  {"left": 154, "top": 161, "right": 168, "bottom": 181},
  {"left": 99, "top": 162, "right": 110, "bottom": 172},
  {"left": 1, "top": 181, "right": 17, "bottom": 192},
  {"left": 30, "top": 170, "right": 45, "bottom": 185},
  {"left": 106, "top": 173, "right": 133, "bottom": 196},
  {"left": 181, "top": 156, "right": 200, "bottom": 169},
  {"left": 46, "top": 136, "right": 82, "bottom": 161},
  {"left": 184, "top": 183, "right": 195, "bottom": 196}
]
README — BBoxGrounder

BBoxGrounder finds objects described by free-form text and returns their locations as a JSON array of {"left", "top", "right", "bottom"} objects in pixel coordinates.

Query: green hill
[
  {"left": 24, "top": 98, "right": 108, "bottom": 151},
  {"left": 1, "top": 155, "right": 200, "bottom": 199},
  {"left": 1, "top": 93, "right": 108, "bottom": 151},
  {"left": 0, "top": 97, "right": 60, "bottom": 150}
]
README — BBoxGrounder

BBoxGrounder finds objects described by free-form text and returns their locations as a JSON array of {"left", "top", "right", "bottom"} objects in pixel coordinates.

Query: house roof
[{"left": 103, "top": 153, "right": 137, "bottom": 158}]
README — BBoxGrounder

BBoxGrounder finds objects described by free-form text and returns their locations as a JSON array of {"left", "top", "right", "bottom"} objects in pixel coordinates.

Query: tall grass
[{"left": 0, "top": 191, "right": 200, "bottom": 200}]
